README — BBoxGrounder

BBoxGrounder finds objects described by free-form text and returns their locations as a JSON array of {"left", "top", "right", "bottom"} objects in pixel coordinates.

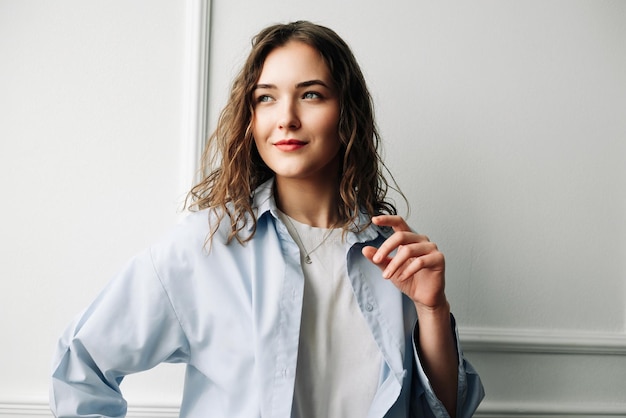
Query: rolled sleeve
[
  {"left": 50, "top": 249, "right": 189, "bottom": 417},
  {"left": 411, "top": 314, "right": 485, "bottom": 418}
]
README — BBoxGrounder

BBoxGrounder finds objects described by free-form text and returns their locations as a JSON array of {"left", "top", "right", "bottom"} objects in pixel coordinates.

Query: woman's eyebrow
[
  {"left": 254, "top": 79, "right": 331, "bottom": 90},
  {"left": 296, "top": 79, "right": 330, "bottom": 89},
  {"left": 254, "top": 83, "right": 275, "bottom": 90}
]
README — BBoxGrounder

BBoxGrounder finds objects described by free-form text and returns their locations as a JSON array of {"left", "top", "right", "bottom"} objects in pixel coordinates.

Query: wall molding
[
  {"left": 178, "top": 0, "right": 211, "bottom": 207},
  {"left": 459, "top": 326, "right": 626, "bottom": 355},
  {"left": 475, "top": 400, "right": 626, "bottom": 417}
]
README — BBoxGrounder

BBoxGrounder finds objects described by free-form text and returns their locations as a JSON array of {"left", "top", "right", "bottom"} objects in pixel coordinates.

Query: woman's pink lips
[{"left": 274, "top": 139, "right": 307, "bottom": 151}]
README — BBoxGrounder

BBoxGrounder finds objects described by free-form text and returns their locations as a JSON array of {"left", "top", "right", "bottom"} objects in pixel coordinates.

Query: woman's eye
[
  {"left": 256, "top": 95, "right": 273, "bottom": 103},
  {"left": 303, "top": 91, "right": 321, "bottom": 100}
]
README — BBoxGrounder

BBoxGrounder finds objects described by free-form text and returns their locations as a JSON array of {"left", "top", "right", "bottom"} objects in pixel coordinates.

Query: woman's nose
[{"left": 278, "top": 100, "right": 301, "bottom": 130}]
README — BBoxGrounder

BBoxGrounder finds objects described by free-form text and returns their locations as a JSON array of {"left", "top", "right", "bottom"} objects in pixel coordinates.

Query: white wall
[
  {"left": 210, "top": 0, "right": 626, "bottom": 417},
  {"left": 0, "top": 0, "right": 190, "bottom": 416},
  {"left": 1, "top": 0, "right": 625, "bottom": 417},
  {"left": 208, "top": 1, "right": 626, "bottom": 415}
]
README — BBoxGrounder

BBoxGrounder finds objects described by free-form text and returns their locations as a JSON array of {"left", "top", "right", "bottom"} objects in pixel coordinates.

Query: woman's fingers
[
  {"left": 388, "top": 251, "right": 445, "bottom": 281},
  {"left": 362, "top": 245, "right": 392, "bottom": 269},
  {"left": 372, "top": 230, "right": 433, "bottom": 264},
  {"left": 381, "top": 241, "right": 439, "bottom": 279},
  {"left": 371, "top": 214, "right": 410, "bottom": 230}
]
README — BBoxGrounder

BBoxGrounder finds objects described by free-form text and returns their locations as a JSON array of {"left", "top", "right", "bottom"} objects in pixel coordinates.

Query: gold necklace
[{"left": 283, "top": 215, "right": 335, "bottom": 264}]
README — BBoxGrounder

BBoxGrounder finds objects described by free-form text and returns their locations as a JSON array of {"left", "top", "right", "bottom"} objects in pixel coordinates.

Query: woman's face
[{"left": 252, "top": 41, "right": 341, "bottom": 186}]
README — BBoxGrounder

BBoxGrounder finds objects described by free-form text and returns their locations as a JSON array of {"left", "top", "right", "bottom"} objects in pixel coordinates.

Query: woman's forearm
[{"left": 415, "top": 301, "right": 458, "bottom": 418}]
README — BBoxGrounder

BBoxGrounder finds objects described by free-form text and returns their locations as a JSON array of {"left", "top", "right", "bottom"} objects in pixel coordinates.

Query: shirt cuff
[{"left": 411, "top": 313, "right": 466, "bottom": 418}]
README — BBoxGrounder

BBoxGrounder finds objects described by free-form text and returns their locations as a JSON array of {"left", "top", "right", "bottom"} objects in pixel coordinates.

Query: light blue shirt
[{"left": 50, "top": 180, "right": 484, "bottom": 417}]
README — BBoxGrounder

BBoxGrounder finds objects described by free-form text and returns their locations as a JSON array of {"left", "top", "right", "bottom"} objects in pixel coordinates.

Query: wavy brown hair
[{"left": 186, "top": 21, "right": 402, "bottom": 244}]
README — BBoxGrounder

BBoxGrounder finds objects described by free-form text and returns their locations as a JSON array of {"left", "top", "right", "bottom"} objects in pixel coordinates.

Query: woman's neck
[{"left": 274, "top": 177, "right": 340, "bottom": 228}]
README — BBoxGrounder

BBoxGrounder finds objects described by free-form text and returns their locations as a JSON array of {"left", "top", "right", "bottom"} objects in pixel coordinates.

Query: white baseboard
[
  {"left": 0, "top": 400, "right": 179, "bottom": 418},
  {"left": 4, "top": 399, "right": 626, "bottom": 418}
]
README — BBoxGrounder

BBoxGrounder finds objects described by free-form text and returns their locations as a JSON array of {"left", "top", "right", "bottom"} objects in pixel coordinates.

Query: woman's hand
[
  {"left": 361, "top": 215, "right": 448, "bottom": 312},
  {"left": 363, "top": 215, "right": 458, "bottom": 416}
]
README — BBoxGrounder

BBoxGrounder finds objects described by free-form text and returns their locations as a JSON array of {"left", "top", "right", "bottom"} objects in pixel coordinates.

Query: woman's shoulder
[
  {"left": 148, "top": 210, "right": 213, "bottom": 263},
  {"left": 148, "top": 207, "right": 265, "bottom": 266}
]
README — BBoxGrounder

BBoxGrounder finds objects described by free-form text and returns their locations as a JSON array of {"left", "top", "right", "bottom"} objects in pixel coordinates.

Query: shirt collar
[
  {"left": 248, "top": 178, "right": 389, "bottom": 244},
  {"left": 247, "top": 178, "right": 276, "bottom": 231}
]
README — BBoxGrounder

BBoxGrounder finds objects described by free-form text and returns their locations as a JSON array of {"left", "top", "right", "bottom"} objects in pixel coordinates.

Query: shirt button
[{"left": 365, "top": 303, "right": 374, "bottom": 312}]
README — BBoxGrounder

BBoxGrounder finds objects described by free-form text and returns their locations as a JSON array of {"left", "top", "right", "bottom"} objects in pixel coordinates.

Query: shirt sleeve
[
  {"left": 411, "top": 314, "right": 485, "bottom": 418},
  {"left": 49, "top": 248, "right": 190, "bottom": 418}
]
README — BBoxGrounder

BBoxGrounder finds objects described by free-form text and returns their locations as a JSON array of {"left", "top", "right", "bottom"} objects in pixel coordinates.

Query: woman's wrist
[{"left": 415, "top": 298, "right": 451, "bottom": 320}]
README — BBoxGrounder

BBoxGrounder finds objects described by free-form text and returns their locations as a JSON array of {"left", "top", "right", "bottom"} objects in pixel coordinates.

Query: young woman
[{"left": 51, "top": 21, "right": 484, "bottom": 418}]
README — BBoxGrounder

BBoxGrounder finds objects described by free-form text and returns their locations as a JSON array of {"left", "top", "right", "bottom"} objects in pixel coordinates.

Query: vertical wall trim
[{"left": 178, "top": 0, "right": 211, "bottom": 208}]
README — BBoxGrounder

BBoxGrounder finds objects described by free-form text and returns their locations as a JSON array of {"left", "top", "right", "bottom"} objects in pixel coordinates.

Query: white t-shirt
[{"left": 278, "top": 212, "right": 382, "bottom": 417}]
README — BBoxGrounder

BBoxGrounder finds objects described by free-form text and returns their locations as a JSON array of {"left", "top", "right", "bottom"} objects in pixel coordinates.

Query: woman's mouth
[{"left": 274, "top": 139, "right": 307, "bottom": 152}]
